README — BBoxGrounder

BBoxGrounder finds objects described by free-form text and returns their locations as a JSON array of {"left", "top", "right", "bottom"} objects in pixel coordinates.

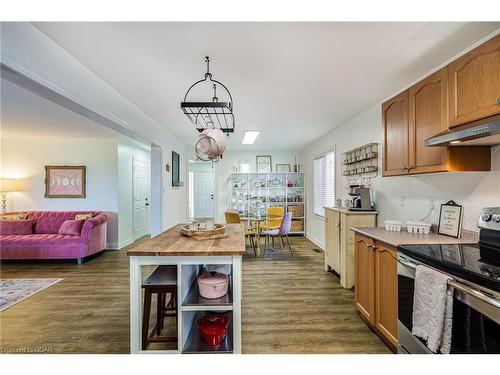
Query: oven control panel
[{"left": 478, "top": 207, "right": 500, "bottom": 231}]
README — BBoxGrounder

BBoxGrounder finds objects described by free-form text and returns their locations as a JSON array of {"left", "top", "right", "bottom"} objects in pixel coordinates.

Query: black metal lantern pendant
[{"left": 181, "top": 56, "right": 235, "bottom": 134}]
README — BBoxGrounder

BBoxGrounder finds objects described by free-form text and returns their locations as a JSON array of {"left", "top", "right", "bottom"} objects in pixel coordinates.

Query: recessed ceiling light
[
  {"left": 242, "top": 130, "right": 260, "bottom": 145},
  {"left": 450, "top": 140, "right": 461, "bottom": 144}
]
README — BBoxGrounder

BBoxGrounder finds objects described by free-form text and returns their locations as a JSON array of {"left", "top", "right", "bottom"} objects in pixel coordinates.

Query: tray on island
[{"left": 180, "top": 223, "right": 228, "bottom": 241}]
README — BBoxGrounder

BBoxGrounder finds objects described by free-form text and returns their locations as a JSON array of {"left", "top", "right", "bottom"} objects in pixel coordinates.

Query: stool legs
[{"left": 142, "top": 289, "right": 152, "bottom": 350}]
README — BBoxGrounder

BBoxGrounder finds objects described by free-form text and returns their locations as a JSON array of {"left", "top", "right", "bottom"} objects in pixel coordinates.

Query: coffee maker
[{"left": 348, "top": 185, "right": 374, "bottom": 211}]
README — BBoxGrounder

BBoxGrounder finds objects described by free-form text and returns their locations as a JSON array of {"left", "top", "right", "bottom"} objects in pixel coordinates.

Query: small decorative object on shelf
[
  {"left": 256, "top": 155, "right": 272, "bottom": 173},
  {"left": 180, "top": 223, "right": 228, "bottom": 240},
  {"left": 438, "top": 200, "right": 463, "bottom": 238},
  {"left": 341, "top": 143, "right": 378, "bottom": 177},
  {"left": 276, "top": 164, "right": 291, "bottom": 172}
]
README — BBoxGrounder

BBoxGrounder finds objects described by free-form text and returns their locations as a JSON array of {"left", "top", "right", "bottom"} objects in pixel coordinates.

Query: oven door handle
[
  {"left": 448, "top": 280, "right": 500, "bottom": 309},
  {"left": 397, "top": 259, "right": 419, "bottom": 269}
]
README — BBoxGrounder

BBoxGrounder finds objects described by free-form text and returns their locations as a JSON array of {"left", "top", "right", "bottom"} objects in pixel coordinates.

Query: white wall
[
  {"left": 186, "top": 148, "right": 301, "bottom": 223},
  {"left": 117, "top": 140, "right": 151, "bottom": 248},
  {"left": 301, "top": 104, "right": 500, "bottom": 248},
  {"left": 0, "top": 137, "right": 120, "bottom": 245},
  {"left": 1, "top": 22, "right": 187, "bottom": 234}
]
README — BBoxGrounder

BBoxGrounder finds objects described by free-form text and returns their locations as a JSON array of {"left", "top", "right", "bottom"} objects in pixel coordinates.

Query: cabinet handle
[
  {"left": 497, "top": 98, "right": 500, "bottom": 105},
  {"left": 407, "top": 165, "right": 414, "bottom": 170},
  {"left": 400, "top": 165, "right": 406, "bottom": 170}
]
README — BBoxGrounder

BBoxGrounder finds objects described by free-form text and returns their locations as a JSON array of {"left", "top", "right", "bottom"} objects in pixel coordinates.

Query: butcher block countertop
[
  {"left": 127, "top": 223, "right": 246, "bottom": 256},
  {"left": 351, "top": 226, "right": 479, "bottom": 247}
]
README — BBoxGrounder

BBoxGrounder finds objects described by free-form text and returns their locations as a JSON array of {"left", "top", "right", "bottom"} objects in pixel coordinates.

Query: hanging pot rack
[{"left": 180, "top": 56, "right": 235, "bottom": 134}]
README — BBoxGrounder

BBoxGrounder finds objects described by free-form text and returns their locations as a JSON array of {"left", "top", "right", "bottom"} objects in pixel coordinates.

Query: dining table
[{"left": 239, "top": 214, "right": 267, "bottom": 257}]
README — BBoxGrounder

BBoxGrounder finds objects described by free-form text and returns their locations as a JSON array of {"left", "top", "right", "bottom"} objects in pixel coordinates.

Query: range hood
[{"left": 425, "top": 117, "right": 500, "bottom": 147}]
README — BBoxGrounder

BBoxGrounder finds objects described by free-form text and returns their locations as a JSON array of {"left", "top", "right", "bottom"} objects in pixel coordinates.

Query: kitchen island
[{"left": 127, "top": 223, "right": 245, "bottom": 354}]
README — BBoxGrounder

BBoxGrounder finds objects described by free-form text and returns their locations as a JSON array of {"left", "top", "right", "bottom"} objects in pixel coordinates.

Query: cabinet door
[
  {"left": 331, "top": 211, "right": 341, "bottom": 272},
  {"left": 383, "top": 90, "right": 410, "bottom": 176},
  {"left": 448, "top": 34, "right": 500, "bottom": 127},
  {"left": 408, "top": 68, "right": 449, "bottom": 174},
  {"left": 354, "top": 234, "right": 375, "bottom": 324},
  {"left": 374, "top": 242, "right": 398, "bottom": 349}
]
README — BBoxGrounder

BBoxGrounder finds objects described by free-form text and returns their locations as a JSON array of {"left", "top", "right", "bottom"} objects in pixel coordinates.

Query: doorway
[
  {"left": 188, "top": 161, "right": 216, "bottom": 220},
  {"left": 132, "top": 156, "right": 150, "bottom": 240}
]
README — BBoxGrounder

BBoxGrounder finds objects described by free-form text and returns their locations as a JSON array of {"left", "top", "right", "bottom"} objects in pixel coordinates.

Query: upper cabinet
[
  {"left": 408, "top": 68, "right": 448, "bottom": 174},
  {"left": 382, "top": 35, "right": 498, "bottom": 177},
  {"left": 448, "top": 34, "right": 500, "bottom": 128},
  {"left": 382, "top": 90, "right": 409, "bottom": 176}
]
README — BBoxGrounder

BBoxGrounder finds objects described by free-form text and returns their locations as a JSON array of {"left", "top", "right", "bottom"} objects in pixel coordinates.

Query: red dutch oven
[{"left": 197, "top": 314, "right": 229, "bottom": 346}]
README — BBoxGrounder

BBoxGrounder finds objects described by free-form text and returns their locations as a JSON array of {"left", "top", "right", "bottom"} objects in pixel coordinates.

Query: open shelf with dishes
[{"left": 229, "top": 172, "right": 306, "bottom": 235}]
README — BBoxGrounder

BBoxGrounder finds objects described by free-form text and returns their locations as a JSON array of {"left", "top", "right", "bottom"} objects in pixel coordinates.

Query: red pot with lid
[{"left": 197, "top": 314, "right": 229, "bottom": 346}]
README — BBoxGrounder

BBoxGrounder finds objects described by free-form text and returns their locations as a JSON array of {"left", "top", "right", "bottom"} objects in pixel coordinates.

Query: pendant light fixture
[{"left": 180, "top": 56, "right": 235, "bottom": 134}]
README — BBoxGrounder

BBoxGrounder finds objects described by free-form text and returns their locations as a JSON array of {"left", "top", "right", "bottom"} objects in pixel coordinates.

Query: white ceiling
[
  {"left": 1, "top": 77, "right": 121, "bottom": 139},
  {"left": 33, "top": 22, "right": 500, "bottom": 150}
]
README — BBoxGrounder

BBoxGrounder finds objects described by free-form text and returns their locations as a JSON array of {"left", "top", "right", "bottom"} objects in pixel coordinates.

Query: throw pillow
[
  {"left": 0, "top": 219, "right": 34, "bottom": 235},
  {"left": 58, "top": 219, "right": 85, "bottom": 236},
  {"left": 0, "top": 213, "right": 28, "bottom": 221},
  {"left": 75, "top": 213, "right": 92, "bottom": 221}
]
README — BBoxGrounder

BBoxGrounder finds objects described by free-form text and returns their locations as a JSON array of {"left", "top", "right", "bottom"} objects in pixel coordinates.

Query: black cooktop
[{"left": 398, "top": 242, "right": 500, "bottom": 292}]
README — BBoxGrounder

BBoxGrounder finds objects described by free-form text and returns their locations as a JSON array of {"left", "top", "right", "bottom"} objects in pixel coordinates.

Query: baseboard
[
  {"left": 306, "top": 234, "right": 325, "bottom": 251},
  {"left": 106, "top": 238, "right": 134, "bottom": 250}
]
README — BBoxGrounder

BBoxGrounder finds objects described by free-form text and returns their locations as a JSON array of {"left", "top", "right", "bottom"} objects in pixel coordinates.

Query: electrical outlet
[{"left": 399, "top": 193, "right": 406, "bottom": 207}]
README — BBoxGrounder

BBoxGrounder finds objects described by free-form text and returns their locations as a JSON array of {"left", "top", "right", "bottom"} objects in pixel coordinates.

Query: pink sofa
[{"left": 0, "top": 211, "right": 107, "bottom": 264}]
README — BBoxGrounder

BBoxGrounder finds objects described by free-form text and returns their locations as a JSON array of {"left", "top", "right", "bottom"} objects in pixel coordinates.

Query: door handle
[
  {"left": 210, "top": 194, "right": 214, "bottom": 200},
  {"left": 145, "top": 203, "right": 150, "bottom": 206}
]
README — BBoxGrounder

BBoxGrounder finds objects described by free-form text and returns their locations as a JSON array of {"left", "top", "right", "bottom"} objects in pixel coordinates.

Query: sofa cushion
[
  {"left": 0, "top": 213, "right": 28, "bottom": 221},
  {"left": 0, "top": 233, "right": 87, "bottom": 247},
  {"left": 0, "top": 219, "right": 34, "bottom": 235},
  {"left": 27, "top": 211, "right": 98, "bottom": 234},
  {"left": 58, "top": 219, "right": 84, "bottom": 236}
]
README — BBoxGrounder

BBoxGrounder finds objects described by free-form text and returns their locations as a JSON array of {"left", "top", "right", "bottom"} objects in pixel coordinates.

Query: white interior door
[
  {"left": 193, "top": 171, "right": 215, "bottom": 219},
  {"left": 133, "top": 157, "right": 150, "bottom": 240}
]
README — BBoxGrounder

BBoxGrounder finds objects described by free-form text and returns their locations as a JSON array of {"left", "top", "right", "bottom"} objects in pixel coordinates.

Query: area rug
[{"left": 0, "top": 278, "right": 63, "bottom": 312}]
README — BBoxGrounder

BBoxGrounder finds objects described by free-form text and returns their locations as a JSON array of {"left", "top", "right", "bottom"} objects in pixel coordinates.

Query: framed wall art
[
  {"left": 256, "top": 155, "right": 272, "bottom": 173},
  {"left": 276, "top": 164, "right": 291, "bottom": 172},
  {"left": 45, "top": 166, "right": 86, "bottom": 198},
  {"left": 438, "top": 200, "right": 463, "bottom": 238}
]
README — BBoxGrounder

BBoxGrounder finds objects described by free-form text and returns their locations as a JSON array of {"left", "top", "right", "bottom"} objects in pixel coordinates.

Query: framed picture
[
  {"left": 256, "top": 155, "right": 272, "bottom": 173},
  {"left": 45, "top": 166, "right": 86, "bottom": 198},
  {"left": 276, "top": 164, "right": 291, "bottom": 172},
  {"left": 438, "top": 200, "right": 463, "bottom": 238}
]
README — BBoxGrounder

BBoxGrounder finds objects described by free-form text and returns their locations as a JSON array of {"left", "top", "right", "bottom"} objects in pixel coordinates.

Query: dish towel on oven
[{"left": 412, "top": 265, "right": 454, "bottom": 354}]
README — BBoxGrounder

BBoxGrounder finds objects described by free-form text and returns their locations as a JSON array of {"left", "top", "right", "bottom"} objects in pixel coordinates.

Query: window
[{"left": 314, "top": 148, "right": 336, "bottom": 217}]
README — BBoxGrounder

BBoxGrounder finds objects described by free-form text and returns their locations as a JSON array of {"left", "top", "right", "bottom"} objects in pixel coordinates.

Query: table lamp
[{"left": 0, "top": 178, "right": 23, "bottom": 213}]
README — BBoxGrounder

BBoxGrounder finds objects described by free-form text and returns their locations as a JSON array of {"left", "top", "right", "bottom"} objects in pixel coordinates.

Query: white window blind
[{"left": 314, "top": 149, "right": 336, "bottom": 217}]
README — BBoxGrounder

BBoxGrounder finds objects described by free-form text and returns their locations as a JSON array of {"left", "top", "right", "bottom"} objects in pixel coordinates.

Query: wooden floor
[{"left": 0, "top": 236, "right": 390, "bottom": 354}]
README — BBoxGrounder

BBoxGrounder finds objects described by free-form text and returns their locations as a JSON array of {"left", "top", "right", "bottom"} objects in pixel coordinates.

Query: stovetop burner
[{"left": 398, "top": 207, "right": 500, "bottom": 292}]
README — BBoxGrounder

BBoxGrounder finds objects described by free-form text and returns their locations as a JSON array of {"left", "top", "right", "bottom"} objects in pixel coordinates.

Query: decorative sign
[
  {"left": 45, "top": 166, "right": 86, "bottom": 198},
  {"left": 276, "top": 164, "right": 291, "bottom": 172},
  {"left": 256, "top": 155, "right": 272, "bottom": 173},
  {"left": 438, "top": 200, "right": 463, "bottom": 238}
]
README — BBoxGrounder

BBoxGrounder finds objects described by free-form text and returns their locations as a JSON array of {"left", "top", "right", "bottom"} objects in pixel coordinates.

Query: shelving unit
[
  {"left": 341, "top": 143, "right": 378, "bottom": 177},
  {"left": 229, "top": 172, "right": 306, "bottom": 234}
]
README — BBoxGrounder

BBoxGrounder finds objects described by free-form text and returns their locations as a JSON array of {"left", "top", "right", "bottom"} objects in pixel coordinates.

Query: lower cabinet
[{"left": 354, "top": 233, "right": 398, "bottom": 351}]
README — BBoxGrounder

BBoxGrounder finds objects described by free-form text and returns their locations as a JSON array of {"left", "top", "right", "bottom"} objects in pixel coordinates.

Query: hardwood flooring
[{"left": 0, "top": 236, "right": 390, "bottom": 354}]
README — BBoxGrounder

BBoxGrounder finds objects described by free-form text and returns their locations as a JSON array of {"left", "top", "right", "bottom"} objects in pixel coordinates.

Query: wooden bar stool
[{"left": 142, "top": 265, "right": 178, "bottom": 350}]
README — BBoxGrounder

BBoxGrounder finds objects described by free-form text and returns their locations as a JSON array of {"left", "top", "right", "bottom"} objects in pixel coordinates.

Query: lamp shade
[{"left": 0, "top": 178, "right": 23, "bottom": 192}]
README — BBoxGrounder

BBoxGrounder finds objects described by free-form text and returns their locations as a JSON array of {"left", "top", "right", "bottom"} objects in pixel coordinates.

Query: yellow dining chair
[
  {"left": 261, "top": 206, "right": 284, "bottom": 231},
  {"left": 225, "top": 210, "right": 257, "bottom": 255}
]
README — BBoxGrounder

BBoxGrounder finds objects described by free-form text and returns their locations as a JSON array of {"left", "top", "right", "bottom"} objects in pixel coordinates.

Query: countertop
[
  {"left": 350, "top": 226, "right": 479, "bottom": 247},
  {"left": 325, "top": 207, "right": 378, "bottom": 215},
  {"left": 127, "top": 223, "right": 246, "bottom": 256}
]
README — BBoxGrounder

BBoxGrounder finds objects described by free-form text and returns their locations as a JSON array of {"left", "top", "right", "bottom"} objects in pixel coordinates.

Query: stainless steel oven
[{"left": 397, "top": 251, "right": 500, "bottom": 354}]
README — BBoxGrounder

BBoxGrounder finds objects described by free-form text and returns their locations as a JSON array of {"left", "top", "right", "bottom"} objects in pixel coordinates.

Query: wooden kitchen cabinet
[
  {"left": 354, "top": 233, "right": 398, "bottom": 351},
  {"left": 448, "top": 34, "right": 500, "bottom": 128},
  {"left": 374, "top": 242, "right": 398, "bottom": 348},
  {"left": 354, "top": 234, "right": 375, "bottom": 324},
  {"left": 382, "top": 90, "right": 409, "bottom": 176},
  {"left": 324, "top": 208, "right": 377, "bottom": 289}
]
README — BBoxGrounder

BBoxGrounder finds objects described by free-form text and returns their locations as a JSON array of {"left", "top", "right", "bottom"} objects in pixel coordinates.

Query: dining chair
[
  {"left": 260, "top": 206, "right": 284, "bottom": 231},
  {"left": 261, "top": 212, "right": 293, "bottom": 257},
  {"left": 225, "top": 210, "right": 257, "bottom": 256}
]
